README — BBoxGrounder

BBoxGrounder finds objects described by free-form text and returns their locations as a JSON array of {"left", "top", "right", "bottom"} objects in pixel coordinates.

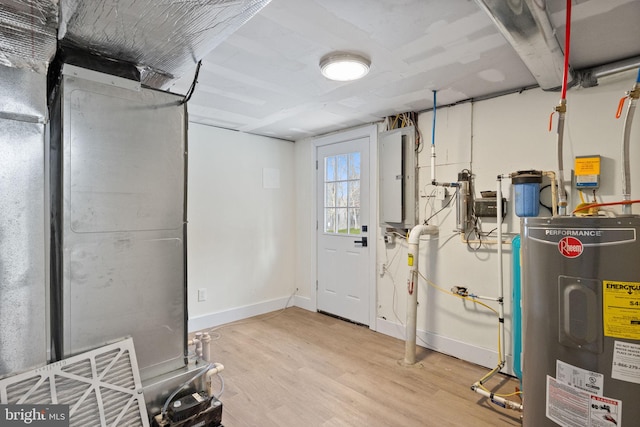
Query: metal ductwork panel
[
  {"left": 0, "top": 63, "right": 48, "bottom": 121},
  {"left": 0, "top": 117, "right": 47, "bottom": 378},
  {"left": 49, "top": 65, "right": 188, "bottom": 382},
  {"left": 58, "top": 0, "right": 271, "bottom": 88},
  {"left": 0, "top": 0, "right": 57, "bottom": 72},
  {"left": 0, "top": 64, "right": 48, "bottom": 379},
  {"left": 474, "top": 0, "right": 572, "bottom": 90}
]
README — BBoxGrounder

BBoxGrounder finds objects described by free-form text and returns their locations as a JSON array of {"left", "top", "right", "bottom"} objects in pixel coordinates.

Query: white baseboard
[
  {"left": 190, "top": 304, "right": 515, "bottom": 377},
  {"left": 188, "top": 296, "right": 291, "bottom": 332},
  {"left": 293, "top": 295, "right": 315, "bottom": 312},
  {"left": 375, "top": 317, "right": 514, "bottom": 375}
]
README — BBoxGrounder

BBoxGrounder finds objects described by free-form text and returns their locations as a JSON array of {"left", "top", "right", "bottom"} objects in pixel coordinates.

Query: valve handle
[
  {"left": 616, "top": 96, "right": 627, "bottom": 119},
  {"left": 548, "top": 111, "right": 555, "bottom": 132}
]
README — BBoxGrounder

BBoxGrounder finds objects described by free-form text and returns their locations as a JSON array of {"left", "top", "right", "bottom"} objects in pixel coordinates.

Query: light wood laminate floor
[{"left": 199, "top": 307, "right": 522, "bottom": 427}]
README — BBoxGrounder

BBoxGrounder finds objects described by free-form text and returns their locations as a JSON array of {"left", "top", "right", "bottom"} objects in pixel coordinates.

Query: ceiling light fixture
[{"left": 320, "top": 52, "right": 371, "bottom": 81}]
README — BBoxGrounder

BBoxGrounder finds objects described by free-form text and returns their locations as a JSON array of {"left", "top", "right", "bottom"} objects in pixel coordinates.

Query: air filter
[{"left": 0, "top": 338, "right": 149, "bottom": 427}]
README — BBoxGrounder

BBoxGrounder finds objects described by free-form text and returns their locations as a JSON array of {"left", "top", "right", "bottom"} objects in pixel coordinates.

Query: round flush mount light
[{"left": 319, "top": 53, "right": 371, "bottom": 81}]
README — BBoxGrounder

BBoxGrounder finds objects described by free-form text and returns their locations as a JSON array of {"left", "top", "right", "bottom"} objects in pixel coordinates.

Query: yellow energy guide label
[{"left": 603, "top": 281, "right": 640, "bottom": 340}]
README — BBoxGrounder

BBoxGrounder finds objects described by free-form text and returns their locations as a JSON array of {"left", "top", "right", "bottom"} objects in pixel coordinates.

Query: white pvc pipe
[
  {"left": 404, "top": 224, "right": 439, "bottom": 365},
  {"left": 201, "top": 332, "right": 211, "bottom": 362},
  {"left": 205, "top": 363, "right": 225, "bottom": 397},
  {"left": 430, "top": 145, "right": 436, "bottom": 183},
  {"left": 431, "top": 90, "right": 437, "bottom": 183},
  {"left": 496, "top": 177, "right": 506, "bottom": 369},
  {"left": 189, "top": 333, "right": 203, "bottom": 359}
]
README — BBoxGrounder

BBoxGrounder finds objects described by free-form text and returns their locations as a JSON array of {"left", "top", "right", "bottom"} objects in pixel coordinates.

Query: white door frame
[{"left": 311, "top": 124, "right": 378, "bottom": 329}]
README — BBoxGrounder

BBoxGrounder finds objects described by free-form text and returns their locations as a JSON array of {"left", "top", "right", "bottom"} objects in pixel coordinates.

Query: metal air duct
[
  {"left": 58, "top": 0, "right": 271, "bottom": 89},
  {"left": 474, "top": 0, "right": 573, "bottom": 91}
]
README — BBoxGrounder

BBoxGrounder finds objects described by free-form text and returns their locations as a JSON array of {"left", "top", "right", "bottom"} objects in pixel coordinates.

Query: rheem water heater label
[
  {"left": 556, "top": 360, "right": 604, "bottom": 396},
  {"left": 603, "top": 281, "right": 640, "bottom": 340},
  {"left": 547, "top": 376, "right": 623, "bottom": 427}
]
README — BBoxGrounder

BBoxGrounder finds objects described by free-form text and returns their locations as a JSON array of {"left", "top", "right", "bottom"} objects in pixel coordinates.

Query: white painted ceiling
[{"left": 170, "top": 0, "right": 640, "bottom": 141}]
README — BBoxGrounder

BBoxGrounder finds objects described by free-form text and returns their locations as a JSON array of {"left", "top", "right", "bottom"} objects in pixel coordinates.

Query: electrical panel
[{"left": 379, "top": 126, "right": 416, "bottom": 229}]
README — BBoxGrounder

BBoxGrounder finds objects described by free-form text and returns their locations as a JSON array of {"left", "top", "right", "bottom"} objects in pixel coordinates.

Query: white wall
[
  {"left": 187, "top": 123, "right": 296, "bottom": 331},
  {"left": 295, "top": 69, "right": 640, "bottom": 371},
  {"left": 293, "top": 136, "right": 316, "bottom": 311},
  {"left": 188, "top": 69, "right": 640, "bottom": 369}
]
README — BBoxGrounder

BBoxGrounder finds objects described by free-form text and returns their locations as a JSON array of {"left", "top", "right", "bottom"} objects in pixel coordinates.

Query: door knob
[{"left": 354, "top": 237, "right": 368, "bottom": 247}]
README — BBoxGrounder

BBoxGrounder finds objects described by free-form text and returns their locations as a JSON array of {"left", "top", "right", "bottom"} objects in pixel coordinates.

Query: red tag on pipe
[{"left": 616, "top": 96, "right": 627, "bottom": 119}]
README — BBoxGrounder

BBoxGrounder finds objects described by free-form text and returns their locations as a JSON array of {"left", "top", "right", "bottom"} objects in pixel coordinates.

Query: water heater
[{"left": 522, "top": 217, "right": 640, "bottom": 426}]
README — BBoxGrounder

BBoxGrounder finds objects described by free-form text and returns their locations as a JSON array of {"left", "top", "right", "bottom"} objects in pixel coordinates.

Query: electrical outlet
[{"left": 197, "top": 288, "right": 207, "bottom": 302}]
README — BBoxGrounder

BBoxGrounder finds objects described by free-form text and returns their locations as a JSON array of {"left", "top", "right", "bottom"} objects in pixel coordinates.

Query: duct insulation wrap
[
  {"left": 59, "top": 0, "right": 271, "bottom": 89},
  {"left": 522, "top": 217, "right": 640, "bottom": 427},
  {"left": 0, "top": 0, "right": 57, "bottom": 72}
]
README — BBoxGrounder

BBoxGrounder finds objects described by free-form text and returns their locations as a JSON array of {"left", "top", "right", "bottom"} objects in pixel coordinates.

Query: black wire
[
  {"left": 181, "top": 60, "right": 203, "bottom": 105},
  {"left": 539, "top": 184, "right": 553, "bottom": 214},
  {"left": 425, "top": 187, "right": 458, "bottom": 225},
  {"left": 466, "top": 218, "right": 482, "bottom": 251},
  {"left": 480, "top": 227, "right": 498, "bottom": 237}
]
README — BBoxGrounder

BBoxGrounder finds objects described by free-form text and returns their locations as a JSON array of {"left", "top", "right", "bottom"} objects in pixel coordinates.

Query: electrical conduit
[{"left": 404, "top": 224, "right": 439, "bottom": 365}]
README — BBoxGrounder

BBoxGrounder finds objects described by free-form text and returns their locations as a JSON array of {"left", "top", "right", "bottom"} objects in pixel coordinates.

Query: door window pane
[
  {"left": 336, "top": 208, "right": 348, "bottom": 234},
  {"left": 348, "top": 181, "right": 360, "bottom": 207},
  {"left": 349, "top": 152, "right": 360, "bottom": 179},
  {"left": 336, "top": 155, "right": 348, "bottom": 181},
  {"left": 325, "top": 208, "right": 336, "bottom": 233},
  {"left": 325, "top": 183, "right": 336, "bottom": 207},
  {"left": 336, "top": 182, "right": 348, "bottom": 207},
  {"left": 323, "top": 152, "right": 362, "bottom": 235},
  {"left": 348, "top": 208, "right": 361, "bottom": 234},
  {"left": 325, "top": 157, "right": 336, "bottom": 181}
]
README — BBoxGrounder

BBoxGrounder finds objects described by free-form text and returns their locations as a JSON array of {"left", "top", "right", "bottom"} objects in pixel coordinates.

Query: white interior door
[{"left": 317, "top": 137, "right": 370, "bottom": 325}]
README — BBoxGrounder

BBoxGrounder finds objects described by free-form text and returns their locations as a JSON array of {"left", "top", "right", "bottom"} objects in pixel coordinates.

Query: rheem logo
[{"left": 558, "top": 236, "right": 583, "bottom": 258}]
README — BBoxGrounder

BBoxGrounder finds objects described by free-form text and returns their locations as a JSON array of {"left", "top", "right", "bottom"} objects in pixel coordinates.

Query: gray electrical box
[{"left": 379, "top": 126, "right": 416, "bottom": 229}]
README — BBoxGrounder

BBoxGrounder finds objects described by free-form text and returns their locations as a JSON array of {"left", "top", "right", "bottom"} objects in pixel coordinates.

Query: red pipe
[{"left": 561, "top": 0, "right": 572, "bottom": 100}]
